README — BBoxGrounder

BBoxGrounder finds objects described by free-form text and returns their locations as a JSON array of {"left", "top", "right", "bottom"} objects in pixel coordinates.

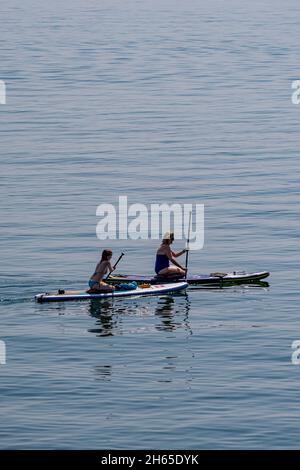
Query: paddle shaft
[
  {"left": 106, "top": 252, "right": 125, "bottom": 279},
  {"left": 184, "top": 212, "right": 192, "bottom": 279}
]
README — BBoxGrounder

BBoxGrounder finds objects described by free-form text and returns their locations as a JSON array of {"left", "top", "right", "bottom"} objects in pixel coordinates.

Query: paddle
[
  {"left": 184, "top": 211, "right": 192, "bottom": 279},
  {"left": 106, "top": 252, "right": 125, "bottom": 280}
]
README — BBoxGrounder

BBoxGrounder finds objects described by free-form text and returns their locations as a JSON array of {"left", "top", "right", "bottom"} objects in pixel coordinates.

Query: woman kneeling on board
[
  {"left": 88, "top": 249, "right": 115, "bottom": 292},
  {"left": 155, "top": 232, "right": 187, "bottom": 278}
]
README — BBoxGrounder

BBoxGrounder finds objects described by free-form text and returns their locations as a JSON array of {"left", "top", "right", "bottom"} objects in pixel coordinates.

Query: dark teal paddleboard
[{"left": 108, "top": 271, "right": 270, "bottom": 285}]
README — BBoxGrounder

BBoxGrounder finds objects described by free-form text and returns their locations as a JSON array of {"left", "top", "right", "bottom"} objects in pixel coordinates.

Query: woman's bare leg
[
  {"left": 87, "top": 281, "right": 115, "bottom": 293},
  {"left": 99, "top": 281, "right": 115, "bottom": 292},
  {"left": 158, "top": 267, "right": 185, "bottom": 277}
]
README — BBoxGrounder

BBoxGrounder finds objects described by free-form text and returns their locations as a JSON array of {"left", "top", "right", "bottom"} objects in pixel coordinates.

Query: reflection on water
[
  {"left": 93, "top": 364, "right": 112, "bottom": 381},
  {"left": 33, "top": 283, "right": 268, "bottom": 339},
  {"left": 87, "top": 300, "right": 119, "bottom": 337},
  {"left": 86, "top": 283, "right": 268, "bottom": 338},
  {"left": 188, "top": 281, "right": 270, "bottom": 291},
  {"left": 87, "top": 293, "right": 190, "bottom": 337},
  {"left": 155, "top": 294, "right": 191, "bottom": 334}
]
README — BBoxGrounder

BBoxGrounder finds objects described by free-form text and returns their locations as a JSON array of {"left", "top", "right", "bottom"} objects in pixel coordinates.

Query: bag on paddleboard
[{"left": 115, "top": 281, "right": 138, "bottom": 291}]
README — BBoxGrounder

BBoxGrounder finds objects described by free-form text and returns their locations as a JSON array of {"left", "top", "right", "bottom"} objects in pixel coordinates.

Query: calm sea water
[{"left": 1, "top": 0, "right": 300, "bottom": 449}]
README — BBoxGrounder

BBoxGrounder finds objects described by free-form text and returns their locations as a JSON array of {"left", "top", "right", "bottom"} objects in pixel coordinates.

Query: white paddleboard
[{"left": 35, "top": 282, "right": 188, "bottom": 303}]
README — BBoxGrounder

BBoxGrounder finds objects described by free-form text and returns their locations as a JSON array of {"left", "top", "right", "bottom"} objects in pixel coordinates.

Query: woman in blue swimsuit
[
  {"left": 88, "top": 249, "right": 115, "bottom": 292},
  {"left": 155, "top": 232, "right": 187, "bottom": 277}
]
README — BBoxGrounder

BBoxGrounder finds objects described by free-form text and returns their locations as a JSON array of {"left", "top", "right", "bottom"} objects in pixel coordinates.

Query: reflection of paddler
[{"left": 155, "top": 232, "right": 187, "bottom": 277}]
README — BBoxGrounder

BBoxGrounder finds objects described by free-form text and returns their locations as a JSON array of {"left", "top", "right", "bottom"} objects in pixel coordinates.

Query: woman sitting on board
[
  {"left": 155, "top": 232, "right": 187, "bottom": 278},
  {"left": 88, "top": 249, "right": 115, "bottom": 292}
]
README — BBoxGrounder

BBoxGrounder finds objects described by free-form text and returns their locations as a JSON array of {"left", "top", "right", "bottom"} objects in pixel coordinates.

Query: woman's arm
[
  {"left": 166, "top": 247, "right": 186, "bottom": 270},
  {"left": 171, "top": 249, "right": 186, "bottom": 258}
]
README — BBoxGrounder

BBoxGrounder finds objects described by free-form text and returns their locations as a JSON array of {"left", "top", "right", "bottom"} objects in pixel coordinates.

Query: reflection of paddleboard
[
  {"left": 109, "top": 271, "right": 270, "bottom": 285},
  {"left": 35, "top": 282, "right": 188, "bottom": 303}
]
